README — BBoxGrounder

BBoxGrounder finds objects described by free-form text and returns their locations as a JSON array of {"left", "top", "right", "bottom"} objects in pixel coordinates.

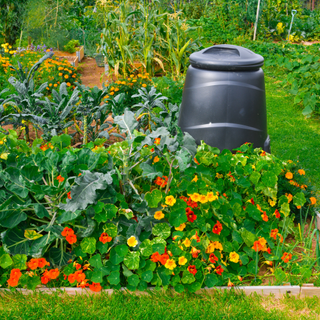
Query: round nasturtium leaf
[
  {"left": 80, "top": 237, "right": 96, "bottom": 254},
  {"left": 152, "top": 223, "right": 171, "bottom": 239}
]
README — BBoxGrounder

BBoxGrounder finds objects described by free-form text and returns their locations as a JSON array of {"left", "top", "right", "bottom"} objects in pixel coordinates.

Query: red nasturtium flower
[
  {"left": 89, "top": 282, "right": 102, "bottom": 292},
  {"left": 212, "top": 221, "right": 223, "bottom": 235},
  {"left": 186, "top": 208, "right": 197, "bottom": 222},
  {"left": 56, "top": 175, "right": 65, "bottom": 183},
  {"left": 191, "top": 247, "right": 200, "bottom": 258},
  {"left": 249, "top": 198, "right": 255, "bottom": 205},
  {"left": 66, "top": 234, "right": 77, "bottom": 245},
  {"left": 261, "top": 211, "right": 268, "bottom": 222},
  {"left": 187, "top": 198, "right": 198, "bottom": 208},
  {"left": 76, "top": 263, "right": 81, "bottom": 270},
  {"left": 209, "top": 253, "right": 218, "bottom": 264},
  {"left": 99, "top": 232, "right": 112, "bottom": 244},
  {"left": 274, "top": 209, "right": 280, "bottom": 219},
  {"left": 67, "top": 191, "right": 72, "bottom": 199},
  {"left": 215, "top": 265, "right": 224, "bottom": 276},
  {"left": 188, "top": 265, "right": 197, "bottom": 276}
]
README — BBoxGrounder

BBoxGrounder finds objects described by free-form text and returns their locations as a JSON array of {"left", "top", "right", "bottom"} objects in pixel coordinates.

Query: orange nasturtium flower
[
  {"left": 154, "top": 138, "right": 161, "bottom": 145},
  {"left": 61, "top": 227, "right": 74, "bottom": 237},
  {"left": 28, "top": 258, "right": 39, "bottom": 270},
  {"left": 37, "top": 258, "right": 50, "bottom": 268},
  {"left": 154, "top": 211, "right": 164, "bottom": 220},
  {"left": 153, "top": 156, "right": 160, "bottom": 163},
  {"left": 66, "top": 234, "right": 77, "bottom": 244},
  {"left": 67, "top": 191, "right": 72, "bottom": 199},
  {"left": 261, "top": 211, "right": 268, "bottom": 222},
  {"left": 270, "top": 229, "right": 278, "bottom": 240},
  {"left": 48, "top": 268, "right": 60, "bottom": 279},
  {"left": 89, "top": 282, "right": 102, "bottom": 292},
  {"left": 99, "top": 232, "right": 112, "bottom": 244},
  {"left": 281, "top": 252, "right": 292, "bottom": 263},
  {"left": 56, "top": 175, "right": 65, "bottom": 183},
  {"left": 285, "top": 172, "right": 293, "bottom": 180}
]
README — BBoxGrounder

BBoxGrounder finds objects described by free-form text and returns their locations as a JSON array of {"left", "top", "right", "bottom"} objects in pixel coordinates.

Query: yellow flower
[
  {"left": 207, "top": 192, "right": 218, "bottom": 202},
  {"left": 64, "top": 75, "right": 69, "bottom": 79},
  {"left": 183, "top": 238, "right": 191, "bottom": 247},
  {"left": 285, "top": 172, "right": 293, "bottom": 180},
  {"left": 127, "top": 236, "right": 138, "bottom": 247},
  {"left": 0, "top": 141, "right": 3, "bottom": 145},
  {"left": 142, "top": 84, "right": 147, "bottom": 88},
  {"left": 0, "top": 153, "right": 9, "bottom": 160},
  {"left": 154, "top": 211, "right": 164, "bottom": 220},
  {"left": 175, "top": 223, "right": 186, "bottom": 231},
  {"left": 165, "top": 259, "right": 176, "bottom": 270},
  {"left": 121, "top": 81, "right": 126, "bottom": 85},
  {"left": 178, "top": 256, "right": 187, "bottom": 265},
  {"left": 310, "top": 197, "right": 317, "bottom": 205},
  {"left": 268, "top": 199, "right": 276, "bottom": 207},
  {"left": 199, "top": 194, "right": 208, "bottom": 204},
  {"left": 191, "top": 175, "right": 198, "bottom": 182},
  {"left": 190, "top": 193, "right": 200, "bottom": 202},
  {"left": 115, "top": 88, "right": 119, "bottom": 92},
  {"left": 229, "top": 252, "right": 240, "bottom": 263},
  {"left": 216, "top": 172, "right": 223, "bottom": 179},
  {"left": 165, "top": 196, "right": 176, "bottom": 206}
]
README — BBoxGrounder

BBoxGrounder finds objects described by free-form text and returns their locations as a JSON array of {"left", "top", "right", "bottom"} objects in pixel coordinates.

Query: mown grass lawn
[
  {"left": 265, "top": 72, "right": 320, "bottom": 197},
  {"left": 0, "top": 290, "right": 320, "bottom": 320}
]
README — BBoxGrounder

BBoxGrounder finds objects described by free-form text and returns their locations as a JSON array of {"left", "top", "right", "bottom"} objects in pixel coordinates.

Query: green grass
[
  {"left": 0, "top": 290, "right": 320, "bottom": 320},
  {"left": 265, "top": 72, "right": 320, "bottom": 197}
]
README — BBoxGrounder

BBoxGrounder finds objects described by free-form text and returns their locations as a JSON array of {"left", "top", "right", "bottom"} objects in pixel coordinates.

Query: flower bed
[{"left": 0, "top": 52, "right": 318, "bottom": 294}]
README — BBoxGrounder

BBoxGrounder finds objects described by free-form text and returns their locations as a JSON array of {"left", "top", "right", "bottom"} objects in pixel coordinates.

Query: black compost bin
[{"left": 178, "top": 44, "right": 270, "bottom": 152}]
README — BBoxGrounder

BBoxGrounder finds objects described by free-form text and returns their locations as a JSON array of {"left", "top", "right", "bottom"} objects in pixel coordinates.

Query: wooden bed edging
[{"left": 1, "top": 285, "right": 317, "bottom": 298}]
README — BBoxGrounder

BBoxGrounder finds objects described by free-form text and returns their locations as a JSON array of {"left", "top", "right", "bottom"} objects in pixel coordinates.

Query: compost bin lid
[{"left": 189, "top": 44, "right": 264, "bottom": 71}]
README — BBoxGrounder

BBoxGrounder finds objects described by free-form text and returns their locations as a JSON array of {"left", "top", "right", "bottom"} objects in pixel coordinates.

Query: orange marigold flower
[
  {"left": 298, "top": 169, "right": 305, "bottom": 175},
  {"left": 66, "top": 234, "right": 77, "bottom": 245},
  {"left": 89, "top": 282, "right": 102, "bottom": 292},
  {"left": 281, "top": 252, "right": 292, "bottom": 263},
  {"left": 285, "top": 172, "right": 293, "bottom": 180},
  {"left": 188, "top": 265, "right": 197, "bottom": 276},
  {"left": 28, "top": 258, "right": 39, "bottom": 270},
  {"left": 310, "top": 197, "right": 317, "bottom": 205},
  {"left": 99, "top": 232, "right": 112, "bottom": 244},
  {"left": 215, "top": 265, "right": 224, "bottom": 276},
  {"left": 56, "top": 175, "right": 65, "bottom": 183},
  {"left": 212, "top": 221, "right": 223, "bottom": 235},
  {"left": 61, "top": 227, "right": 74, "bottom": 237}
]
